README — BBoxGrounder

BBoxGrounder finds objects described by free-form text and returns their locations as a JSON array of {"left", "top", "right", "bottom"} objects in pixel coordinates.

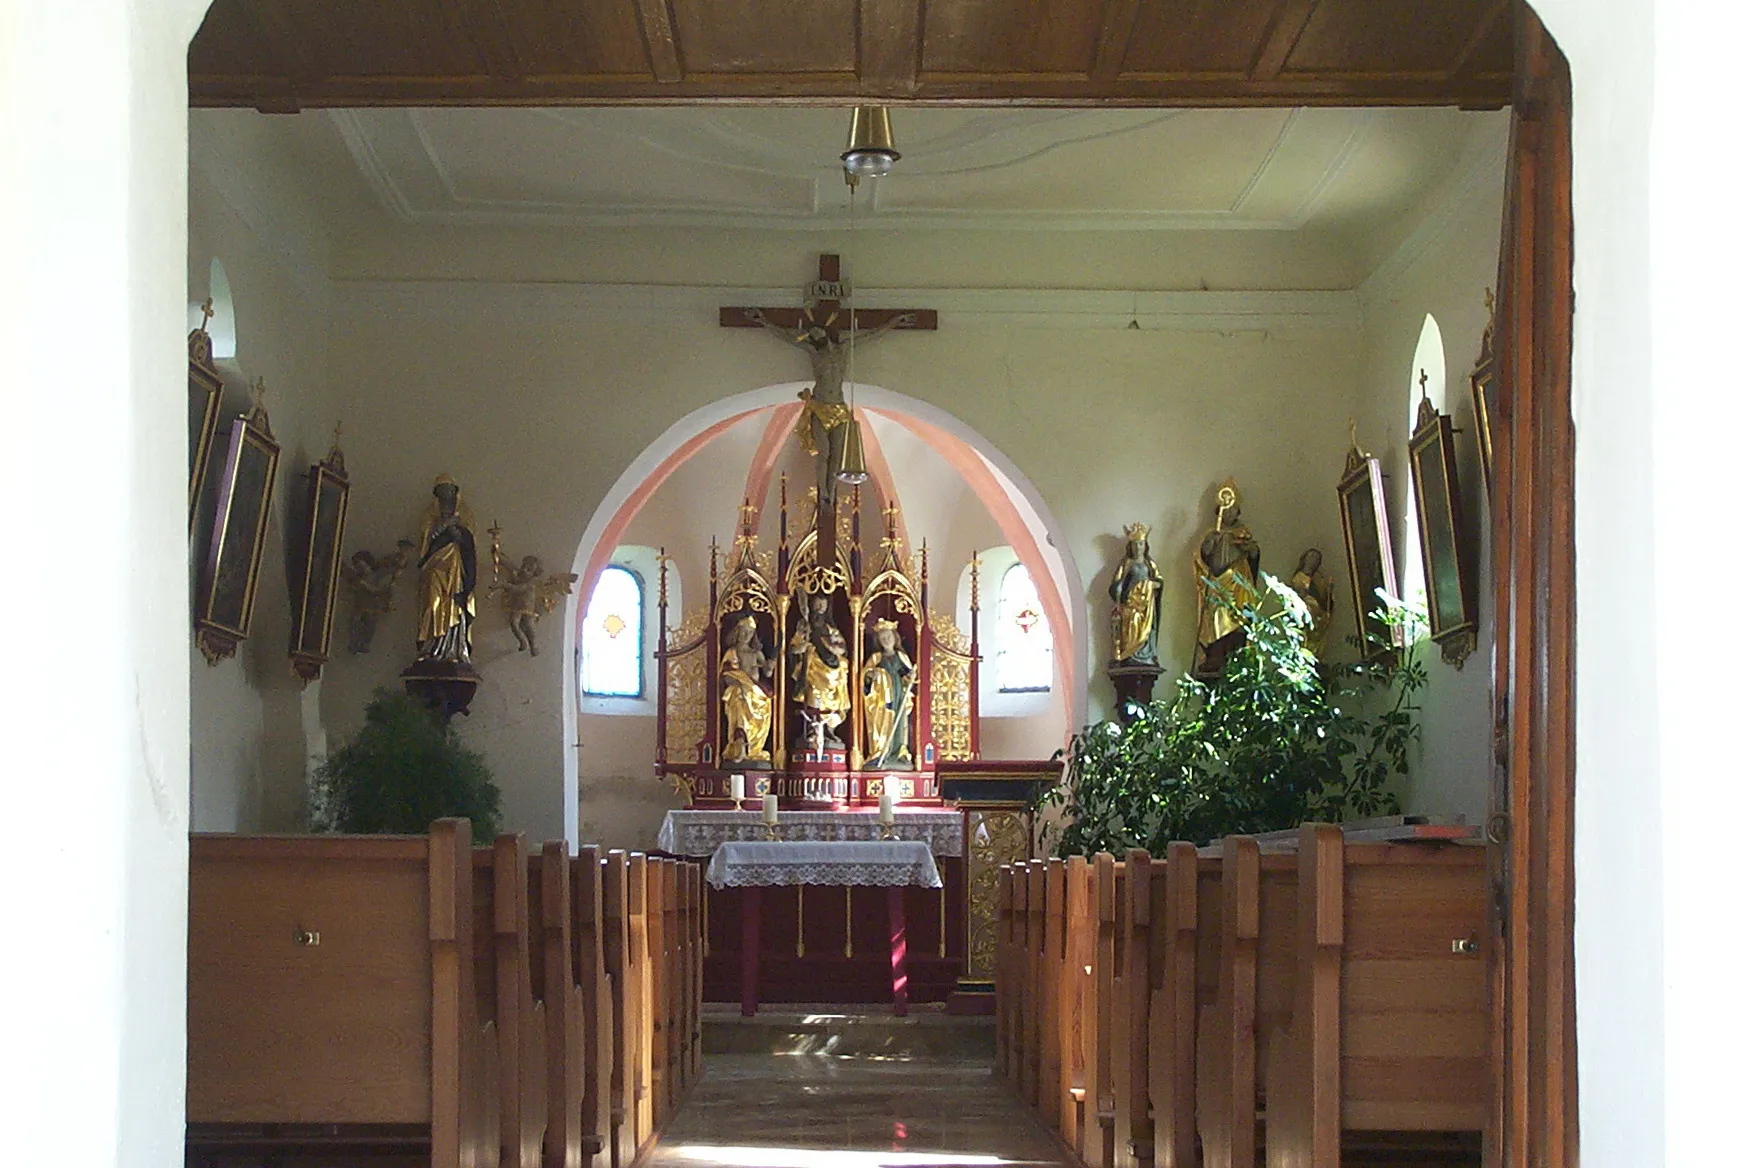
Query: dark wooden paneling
[
  {"left": 671, "top": 0, "right": 859, "bottom": 76},
  {"left": 1120, "top": 0, "right": 1287, "bottom": 78},
  {"left": 920, "top": 0, "right": 1109, "bottom": 77},
  {"left": 188, "top": 0, "right": 1513, "bottom": 109}
]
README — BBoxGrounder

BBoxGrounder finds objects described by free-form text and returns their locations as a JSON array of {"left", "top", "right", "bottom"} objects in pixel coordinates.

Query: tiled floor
[{"left": 646, "top": 1053, "right": 1077, "bottom": 1168}]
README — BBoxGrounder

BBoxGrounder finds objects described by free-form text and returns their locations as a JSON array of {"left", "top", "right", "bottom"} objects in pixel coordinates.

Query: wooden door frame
[{"left": 1485, "top": 7, "right": 1578, "bottom": 1164}]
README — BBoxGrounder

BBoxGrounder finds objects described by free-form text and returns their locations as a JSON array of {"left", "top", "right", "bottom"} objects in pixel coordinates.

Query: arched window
[
  {"left": 1404, "top": 314, "right": 1447, "bottom": 609},
  {"left": 994, "top": 562, "right": 1053, "bottom": 693},
  {"left": 580, "top": 565, "right": 644, "bottom": 698}
]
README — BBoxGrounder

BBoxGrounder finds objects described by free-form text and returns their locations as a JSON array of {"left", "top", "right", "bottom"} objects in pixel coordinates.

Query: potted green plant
[
  {"left": 310, "top": 689, "right": 503, "bottom": 844},
  {"left": 1042, "top": 579, "right": 1427, "bottom": 856}
]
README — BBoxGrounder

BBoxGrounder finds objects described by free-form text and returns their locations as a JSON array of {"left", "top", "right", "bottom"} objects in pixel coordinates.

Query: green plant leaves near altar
[
  {"left": 1042, "top": 578, "right": 1427, "bottom": 856},
  {"left": 310, "top": 689, "right": 502, "bottom": 844}
]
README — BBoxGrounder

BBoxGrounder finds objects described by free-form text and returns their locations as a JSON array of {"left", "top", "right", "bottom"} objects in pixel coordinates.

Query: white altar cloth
[
  {"left": 704, "top": 840, "right": 943, "bottom": 890},
  {"left": 658, "top": 809, "right": 962, "bottom": 858}
]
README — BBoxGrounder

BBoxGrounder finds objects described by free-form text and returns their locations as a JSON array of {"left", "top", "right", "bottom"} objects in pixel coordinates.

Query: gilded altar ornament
[
  {"left": 788, "top": 593, "right": 851, "bottom": 753},
  {"left": 720, "top": 615, "right": 776, "bottom": 767},
  {"left": 1108, "top": 523, "right": 1164, "bottom": 667},
  {"left": 1289, "top": 547, "right": 1336, "bottom": 656},
  {"left": 861, "top": 619, "right": 917, "bottom": 770},
  {"left": 415, "top": 475, "right": 477, "bottom": 664},
  {"left": 486, "top": 526, "right": 578, "bottom": 657},
  {"left": 1192, "top": 479, "right": 1262, "bottom": 681}
]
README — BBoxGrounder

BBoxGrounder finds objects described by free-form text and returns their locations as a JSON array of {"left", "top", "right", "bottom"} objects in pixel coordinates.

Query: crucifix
[{"left": 722, "top": 254, "right": 937, "bottom": 566}]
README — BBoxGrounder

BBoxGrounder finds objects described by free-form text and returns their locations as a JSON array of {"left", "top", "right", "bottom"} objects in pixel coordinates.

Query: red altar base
[{"left": 686, "top": 858, "right": 966, "bottom": 1006}]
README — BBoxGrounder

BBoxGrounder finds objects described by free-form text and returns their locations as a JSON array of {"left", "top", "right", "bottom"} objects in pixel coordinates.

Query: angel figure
[
  {"left": 339, "top": 541, "right": 414, "bottom": 654},
  {"left": 489, "top": 549, "right": 578, "bottom": 657}
]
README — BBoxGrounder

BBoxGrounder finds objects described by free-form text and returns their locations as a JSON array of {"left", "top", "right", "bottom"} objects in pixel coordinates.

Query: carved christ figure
[{"left": 742, "top": 307, "right": 917, "bottom": 515}]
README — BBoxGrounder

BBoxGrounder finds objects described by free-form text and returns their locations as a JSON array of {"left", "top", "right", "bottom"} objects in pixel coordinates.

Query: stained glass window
[
  {"left": 581, "top": 565, "right": 643, "bottom": 698},
  {"left": 995, "top": 562, "right": 1052, "bottom": 693}
]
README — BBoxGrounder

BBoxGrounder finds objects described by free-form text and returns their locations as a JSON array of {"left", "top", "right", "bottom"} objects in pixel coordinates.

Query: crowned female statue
[
  {"left": 720, "top": 615, "right": 774, "bottom": 766},
  {"left": 1192, "top": 480, "right": 1262, "bottom": 680},
  {"left": 1108, "top": 523, "right": 1164, "bottom": 667},
  {"left": 860, "top": 619, "right": 916, "bottom": 770},
  {"left": 415, "top": 476, "right": 476, "bottom": 663}
]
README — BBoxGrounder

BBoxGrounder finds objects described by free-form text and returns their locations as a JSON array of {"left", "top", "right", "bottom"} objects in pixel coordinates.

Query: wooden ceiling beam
[
  {"left": 1090, "top": 0, "right": 1143, "bottom": 85},
  {"left": 1450, "top": 0, "right": 1513, "bottom": 84},
  {"left": 633, "top": 0, "right": 685, "bottom": 83},
  {"left": 859, "top": 0, "right": 922, "bottom": 95},
  {"left": 1251, "top": 0, "right": 1322, "bottom": 82},
  {"left": 235, "top": 0, "right": 313, "bottom": 113}
]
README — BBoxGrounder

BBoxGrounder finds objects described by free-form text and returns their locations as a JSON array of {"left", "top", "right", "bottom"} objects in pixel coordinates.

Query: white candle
[
  {"left": 882, "top": 775, "right": 901, "bottom": 801},
  {"left": 729, "top": 773, "right": 745, "bottom": 803},
  {"left": 762, "top": 794, "right": 779, "bottom": 825},
  {"left": 878, "top": 794, "right": 896, "bottom": 826}
]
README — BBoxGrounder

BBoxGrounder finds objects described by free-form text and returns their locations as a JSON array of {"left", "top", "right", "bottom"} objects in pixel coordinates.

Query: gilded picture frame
[
  {"left": 188, "top": 325, "right": 224, "bottom": 535},
  {"left": 1336, "top": 441, "right": 1400, "bottom": 661},
  {"left": 289, "top": 441, "right": 350, "bottom": 685},
  {"left": 1469, "top": 289, "right": 1497, "bottom": 488},
  {"left": 1409, "top": 397, "right": 1478, "bottom": 668},
  {"left": 195, "top": 394, "right": 280, "bottom": 665}
]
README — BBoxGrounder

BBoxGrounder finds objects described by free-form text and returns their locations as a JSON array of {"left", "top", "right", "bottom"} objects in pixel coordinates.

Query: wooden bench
[
  {"left": 186, "top": 819, "right": 497, "bottom": 1168},
  {"left": 574, "top": 846, "right": 615, "bottom": 1168},
  {"left": 530, "top": 842, "right": 586, "bottom": 1168}
]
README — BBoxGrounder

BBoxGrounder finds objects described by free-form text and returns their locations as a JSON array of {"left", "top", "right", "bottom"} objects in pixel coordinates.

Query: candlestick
[
  {"left": 730, "top": 773, "right": 746, "bottom": 805},
  {"left": 878, "top": 794, "right": 896, "bottom": 838},
  {"left": 762, "top": 794, "right": 779, "bottom": 824}
]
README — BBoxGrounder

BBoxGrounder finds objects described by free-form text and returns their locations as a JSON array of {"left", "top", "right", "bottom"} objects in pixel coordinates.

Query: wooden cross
[{"left": 722, "top": 254, "right": 937, "bottom": 567}]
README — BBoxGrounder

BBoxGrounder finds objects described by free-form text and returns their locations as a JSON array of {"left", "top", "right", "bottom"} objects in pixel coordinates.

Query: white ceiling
[{"left": 312, "top": 105, "right": 1499, "bottom": 234}]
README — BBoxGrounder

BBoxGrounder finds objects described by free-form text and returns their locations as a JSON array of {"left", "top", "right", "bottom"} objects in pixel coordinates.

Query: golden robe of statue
[
  {"left": 415, "top": 476, "right": 476, "bottom": 663},
  {"left": 720, "top": 617, "right": 774, "bottom": 765},
  {"left": 1192, "top": 482, "right": 1261, "bottom": 679},
  {"left": 800, "top": 637, "right": 850, "bottom": 716},
  {"left": 1108, "top": 525, "right": 1163, "bottom": 666},
  {"left": 860, "top": 623, "right": 915, "bottom": 770}
]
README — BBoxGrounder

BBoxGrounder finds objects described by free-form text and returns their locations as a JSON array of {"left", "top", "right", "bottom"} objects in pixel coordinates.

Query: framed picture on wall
[
  {"left": 288, "top": 438, "right": 350, "bottom": 685},
  {"left": 195, "top": 385, "right": 279, "bottom": 665},
  {"left": 1469, "top": 288, "right": 1497, "bottom": 488},
  {"left": 188, "top": 319, "right": 224, "bottom": 535},
  {"left": 1409, "top": 396, "right": 1479, "bottom": 668},
  {"left": 1336, "top": 438, "right": 1400, "bottom": 661}
]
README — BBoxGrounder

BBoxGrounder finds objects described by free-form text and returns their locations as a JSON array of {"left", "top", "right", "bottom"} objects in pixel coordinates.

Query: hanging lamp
[{"left": 842, "top": 107, "right": 900, "bottom": 183}]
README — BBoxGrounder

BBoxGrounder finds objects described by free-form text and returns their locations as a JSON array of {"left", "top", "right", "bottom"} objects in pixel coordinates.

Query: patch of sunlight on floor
[{"left": 667, "top": 1147, "right": 1047, "bottom": 1167}]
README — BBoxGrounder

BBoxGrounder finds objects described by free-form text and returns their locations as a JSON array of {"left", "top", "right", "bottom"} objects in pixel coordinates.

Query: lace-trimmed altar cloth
[
  {"left": 704, "top": 840, "right": 943, "bottom": 890},
  {"left": 658, "top": 809, "right": 962, "bottom": 858}
]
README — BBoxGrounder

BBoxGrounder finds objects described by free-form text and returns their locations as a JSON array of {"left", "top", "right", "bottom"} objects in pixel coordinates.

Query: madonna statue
[{"left": 415, "top": 476, "right": 476, "bottom": 664}]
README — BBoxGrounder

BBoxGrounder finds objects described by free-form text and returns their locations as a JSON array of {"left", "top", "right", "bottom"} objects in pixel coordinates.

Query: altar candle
[
  {"left": 730, "top": 773, "right": 745, "bottom": 803},
  {"left": 762, "top": 794, "right": 779, "bottom": 825},
  {"left": 882, "top": 774, "right": 901, "bottom": 801},
  {"left": 878, "top": 794, "right": 896, "bottom": 826}
]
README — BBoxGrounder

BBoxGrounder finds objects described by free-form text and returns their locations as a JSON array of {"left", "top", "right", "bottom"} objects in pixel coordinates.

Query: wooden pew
[
  {"left": 186, "top": 819, "right": 497, "bottom": 1168},
  {"left": 601, "top": 850, "right": 637, "bottom": 1168},
  {"left": 574, "top": 847, "right": 615, "bottom": 1168},
  {"left": 1146, "top": 844, "right": 1203, "bottom": 1168},
  {"left": 475, "top": 834, "right": 550, "bottom": 1168},
  {"left": 996, "top": 864, "right": 1023, "bottom": 1090},
  {"left": 1263, "top": 825, "right": 1486, "bottom": 1167},
  {"left": 1038, "top": 858, "right": 1069, "bottom": 1134},
  {"left": 531, "top": 842, "right": 586, "bottom": 1168}
]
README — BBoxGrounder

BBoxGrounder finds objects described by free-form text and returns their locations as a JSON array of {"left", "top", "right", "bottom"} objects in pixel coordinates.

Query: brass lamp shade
[
  {"left": 842, "top": 107, "right": 900, "bottom": 179},
  {"left": 830, "top": 419, "right": 869, "bottom": 484}
]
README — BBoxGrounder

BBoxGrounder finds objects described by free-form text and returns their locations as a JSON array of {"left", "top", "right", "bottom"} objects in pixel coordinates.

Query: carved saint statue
[
  {"left": 720, "top": 615, "right": 775, "bottom": 767},
  {"left": 1289, "top": 548, "right": 1335, "bottom": 657},
  {"left": 788, "top": 593, "right": 851, "bottom": 753},
  {"left": 340, "top": 541, "right": 414, "bottom": 654},
  {"left": 415, "top": 476, "right": 477, "bottom": 664},
  {"left": 1192, "top": 480, "right": 1262, "bottom": 680},
  {"left": 1108, "top": 523, "right": 1164, "bottom": 667},
  {"left": 487, "top": 544, "right": 578, "bottom": 657},
  {"left": 861, "top": 620, "right": 917, "bottom": 770}
]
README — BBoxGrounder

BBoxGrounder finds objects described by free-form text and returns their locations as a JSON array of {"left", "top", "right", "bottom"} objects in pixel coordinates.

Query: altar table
[
  {"left": 659, "top": 809, "right": 963, "bottom": 856},
  {"left": 706, "top": 840, "right": 942, "bottom": 1017}
]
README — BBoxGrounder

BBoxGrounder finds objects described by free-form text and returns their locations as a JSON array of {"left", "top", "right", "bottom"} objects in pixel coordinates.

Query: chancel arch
[{"left": 565, "top": 382, "right": 1080, "bottom": 849}]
